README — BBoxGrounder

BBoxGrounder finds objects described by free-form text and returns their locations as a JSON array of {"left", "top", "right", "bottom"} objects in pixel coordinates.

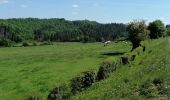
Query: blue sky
[{"left": 0, "top": 0, "right": 170, "bottom": 24}]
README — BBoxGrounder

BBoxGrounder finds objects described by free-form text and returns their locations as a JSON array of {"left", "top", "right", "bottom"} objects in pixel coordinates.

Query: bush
[
  {"left": 22, "top": 42, "right": 29, "bottom": 47},
  {"left": 148, "top": 20, "right": 166, "bottom": 39},
  {"left": 47, "top": 85, "right": 70, "bottom": 100},
  {"left": 127, "top": 20, "right": 149, "bottom": 50},
  {"left": 33, "top": 42, "right": 38, "bottom": 46},
  {"left": 97, "top": 58, "right": 120, "bottom": 80},
  {"left": 41, "top": 41, "right": 53, "bottom": 45},
  {"left": 0, "top": 37, "right": 13, "bottom": 47},
  {"left": 71, "top": 76, "right": 84, "bottom": 94},
  {"left": 71, "top": 71, "right": 96, "bottom": 94}
]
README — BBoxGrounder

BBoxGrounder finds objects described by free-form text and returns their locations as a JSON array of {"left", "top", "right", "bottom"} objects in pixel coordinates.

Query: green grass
[
  {"left": 0, "top": 42, "right": 131, "bottom": 100},
  {"left": 71, "top": 37, "right": 170, "bottom": 100}
]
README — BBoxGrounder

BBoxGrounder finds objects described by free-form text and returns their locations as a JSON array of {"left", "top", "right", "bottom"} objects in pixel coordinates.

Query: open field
[
  {"left": 72, "top": 37, "right": 170, "bottom": 100},
  {"left": 0, "top": 42, "right": 131, "bottom": 100}
]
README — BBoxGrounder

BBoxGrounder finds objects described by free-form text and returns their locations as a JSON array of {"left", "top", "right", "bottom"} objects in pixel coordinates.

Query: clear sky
[{"left": 0, "top": 0, "right": 170, "bottom": 24}]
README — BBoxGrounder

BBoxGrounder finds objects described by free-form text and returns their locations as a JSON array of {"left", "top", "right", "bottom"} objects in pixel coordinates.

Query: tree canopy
[
  {"left": 148, "top": 20, "right": 166, "bottom": 39},
  {"left": 0, "top": 18, "right": 127, "bottom": 43},
  {"left": 127, "top": 20, "right": 149, "bottom": 50}
]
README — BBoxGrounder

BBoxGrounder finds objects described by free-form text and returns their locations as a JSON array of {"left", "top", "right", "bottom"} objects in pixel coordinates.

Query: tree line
[{"left": 0, "top": 18, "right": 127, "bottom": 43}]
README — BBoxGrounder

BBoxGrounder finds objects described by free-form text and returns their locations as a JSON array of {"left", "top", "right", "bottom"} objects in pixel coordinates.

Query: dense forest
[{"left": 0, "top": 18, "right": 127, "bottom": 43}]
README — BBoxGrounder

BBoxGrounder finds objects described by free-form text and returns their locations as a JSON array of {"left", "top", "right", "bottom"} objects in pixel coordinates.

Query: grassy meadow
[
  {"left": 72, "top": 37, "right": 170, "bottom": 100},
  {"left": 0, "top": 42, "right": 131, "bottom": 99}
]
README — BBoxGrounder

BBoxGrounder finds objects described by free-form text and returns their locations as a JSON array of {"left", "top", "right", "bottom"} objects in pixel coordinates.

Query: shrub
[
  {"left": 127, "top": 20, "right": 149, "bottom": 50},
  {"left": 33, "top": 42, "right": 37, "bottom": 46},
  {"left": 47, "top": 85, "right": 70, "bottom": 100},
  {"left": 97, "top": 58, "right": 120, "bottom": 80},
  {"left": 82, "top": 71, "right": 96, "bottom": 87},
  {"left": 71, "top": 76, "right": 84, "bottom": 94},
  {"left": 41, "top": 41, "right": 53, "bottom": 45},
  {"left": 0, "top": 37, "right": 13, "bottom": 47},
  {"left": 148, "top": 20, "right": 166, "bottom": 39},
  {"left": 22, "top": 42, "right": 29, "bottom": 47},
  {"left": 71, "top": 71, "right": 96, "bottom": 94}
]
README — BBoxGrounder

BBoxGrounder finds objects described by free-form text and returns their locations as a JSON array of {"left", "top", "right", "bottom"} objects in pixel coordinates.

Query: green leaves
[
  {"left": 127, "top": 20, "right": 149, "bottom": 50},
  {"left": 148, "top": 20, "right": 166, "bottom": 39}
]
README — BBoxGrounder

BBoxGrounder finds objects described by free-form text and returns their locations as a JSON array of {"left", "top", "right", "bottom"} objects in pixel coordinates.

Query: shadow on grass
[{"left": 102, "top": 51, "right": 126, "bottom": 56}]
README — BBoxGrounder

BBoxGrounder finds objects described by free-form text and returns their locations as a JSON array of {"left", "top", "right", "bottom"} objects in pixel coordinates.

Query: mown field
[
  {"left": 0, "top": 42, "right": 131, "bottom": 100},
  {"left": 72, "top": 37, "right": 170, "bottom": 100}
]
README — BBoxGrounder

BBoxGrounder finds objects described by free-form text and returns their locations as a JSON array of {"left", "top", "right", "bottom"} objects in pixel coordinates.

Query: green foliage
[
  {"left": 22, "top": 42, "right": 29, "bottom": 47},
  {"left": 0, "top": 18, "right": 127, "bottom": 42},
  {"left": 132, "top": 46, "right": 143, "bottom": 55},
  {"left": 148, "top": 20, "right": 166, "bottom": 39},
  {"left": 71, "top": 71, "right": 96, "bottom": 94},
  {"left": 166, "top": 28, "right": 170, "bottom": 36},
  {"left": 0, "top": 37, "right": 13, "bottom": 47},
  {"left": 47, "top": 85, "right": 70, "bottom": 100},
  {"left": 41, "top": 41, "right": 53, "bottom": 45},
  {"left": 127, "top": 20, "right": 149, "bottom": 50},
  {"left": 97, "top": 57, "right": 120, "bottom": 80},
  {"left": 33, "top": 42, "right": 38, "bottom": 46}
]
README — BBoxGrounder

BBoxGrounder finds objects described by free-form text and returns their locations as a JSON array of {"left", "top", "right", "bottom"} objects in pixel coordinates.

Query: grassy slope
[
  {"left": 72, "top": 37, "right": 170, "bottom": 100},
  {"left": 0, "top": 42, "right": 130, "bottom": 100}
]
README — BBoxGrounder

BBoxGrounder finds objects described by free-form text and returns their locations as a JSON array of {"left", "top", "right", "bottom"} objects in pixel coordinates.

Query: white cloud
[
  {"left": 20, "top": 4, "right": 28, "bottom": 8},
  {"left": 72, "top": 4, "right": 79, "bottom": 8},
  {"left": 0, "top": 0, "right": 9, "bottom": 4}
]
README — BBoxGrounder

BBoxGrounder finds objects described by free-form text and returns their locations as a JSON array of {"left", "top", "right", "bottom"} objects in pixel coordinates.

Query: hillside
[
  {"left": 0, "top": 18, "right": 126, "bottom": 43},
  {"left": 71, "top": 37, "right": 170, "bottom": 99}
]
